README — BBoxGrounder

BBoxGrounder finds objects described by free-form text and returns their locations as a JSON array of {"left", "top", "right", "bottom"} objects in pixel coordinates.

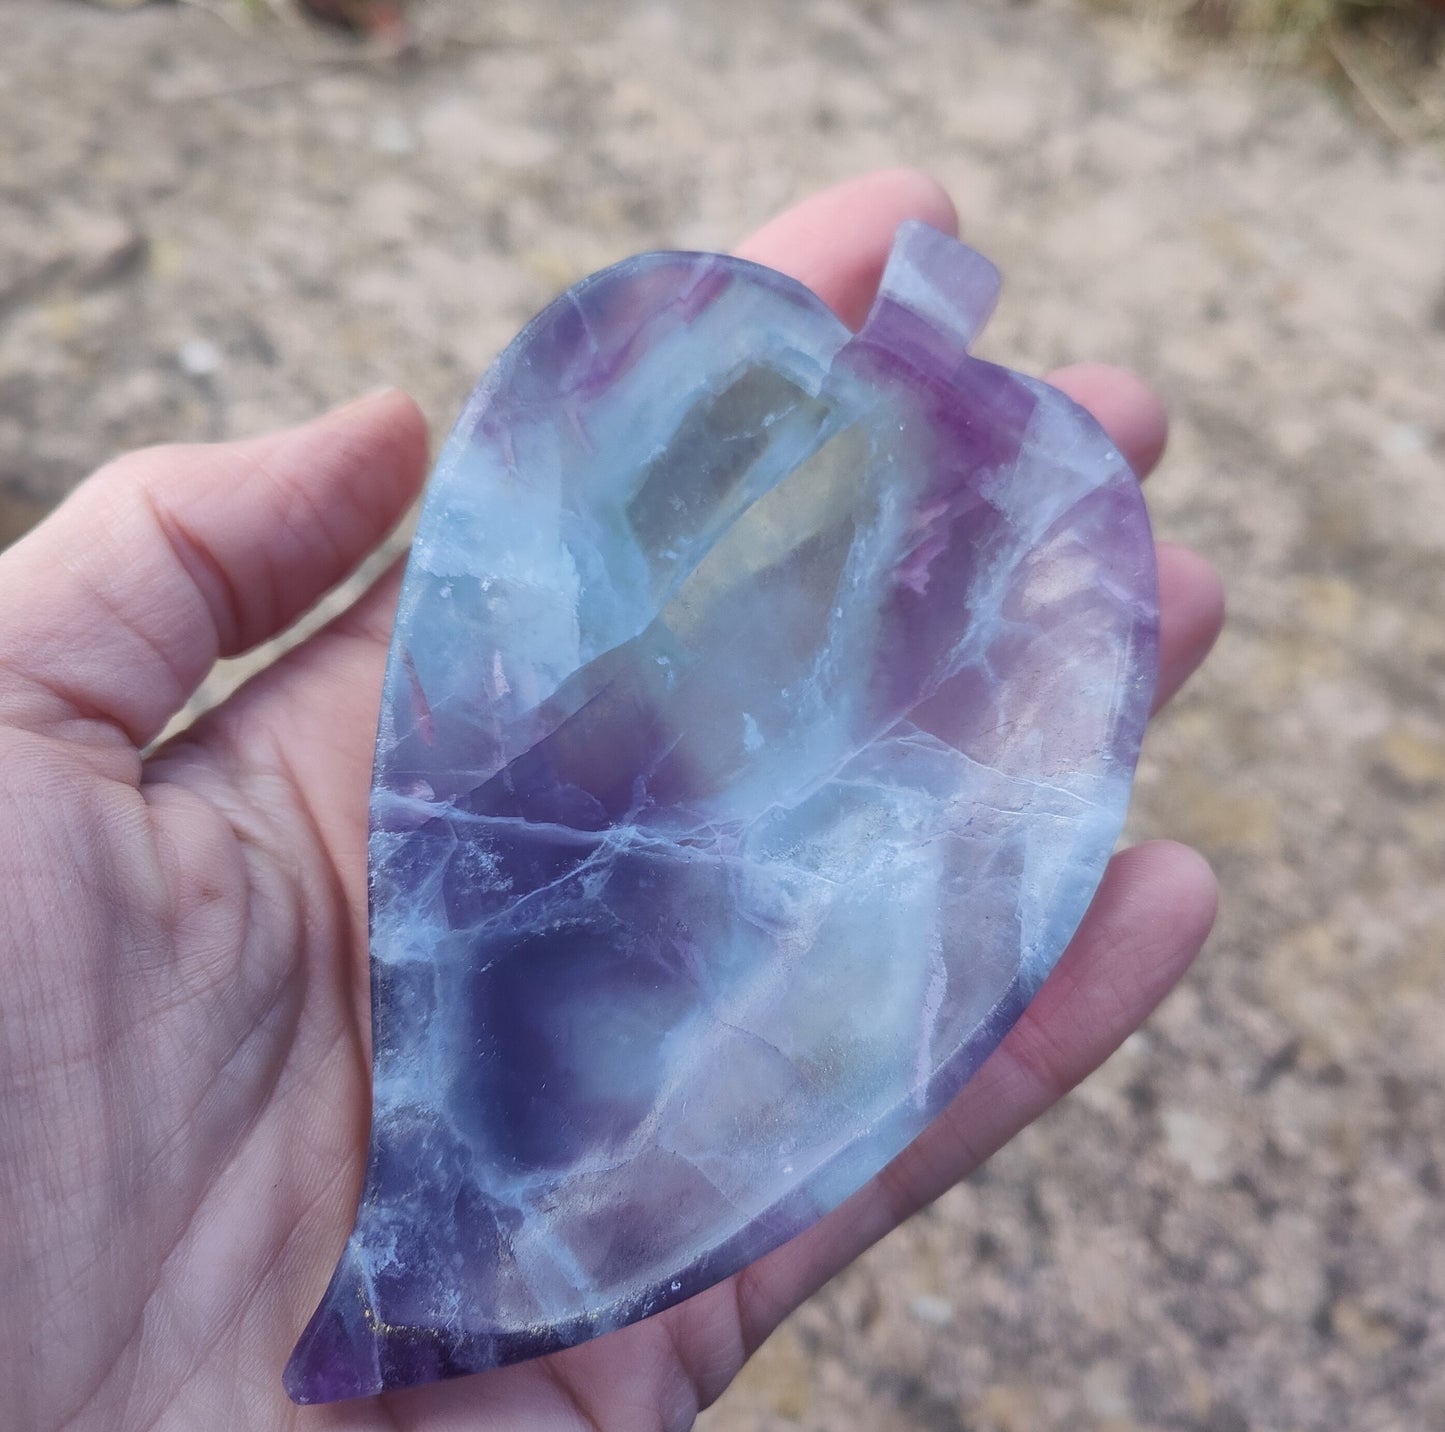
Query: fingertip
[
  {"left": 1046, "top": 363, "right": 1169, "bottom": 479},
  {"left": 862, "top": 167, "right": 959, "bottom": 238},
  {"left": 1172, "top": 840, "right": 1220, "bottom": 926},
  {"left": 1124, "top": 838, "right": 1219, "bottom": 922},
  {"left": 315, "top": 386, "right": 430, "bottom": 504},
  {"left": 329, "top": 384, "right": 427, "bottom": 436},
  {"left": 735, "top": 169, "right": 957, "bottom": 328},
  {"left": 1025, "top": 839, "right": 1213, "bottom": 1033}
]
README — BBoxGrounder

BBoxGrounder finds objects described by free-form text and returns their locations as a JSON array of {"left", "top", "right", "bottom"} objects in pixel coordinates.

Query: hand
[{"left": 0, "top": 170, "right": 1221, "bottom": 1432}]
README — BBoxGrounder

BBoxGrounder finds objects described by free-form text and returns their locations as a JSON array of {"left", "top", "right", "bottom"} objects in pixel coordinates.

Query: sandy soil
[{"left": 2, "top": 1, "right": 1444, "bottom": 1428}]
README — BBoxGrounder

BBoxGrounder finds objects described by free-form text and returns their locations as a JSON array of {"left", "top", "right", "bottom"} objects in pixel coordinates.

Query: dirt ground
[{"left": 3, "top": 1, "right": 1444, "bottom": 1428}]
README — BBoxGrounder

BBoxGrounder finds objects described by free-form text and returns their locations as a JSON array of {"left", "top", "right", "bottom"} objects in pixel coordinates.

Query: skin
[{"left": 0, "top": 171, "right": 1223, "bottom": 1432}]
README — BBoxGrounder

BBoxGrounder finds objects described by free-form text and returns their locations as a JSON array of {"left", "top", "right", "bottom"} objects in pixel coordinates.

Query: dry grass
[{"left": 1115, "top": 0, "right": 1445, "bottom": 138}]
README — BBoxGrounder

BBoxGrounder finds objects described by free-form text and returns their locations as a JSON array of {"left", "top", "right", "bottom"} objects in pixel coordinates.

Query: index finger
[{"left": 734, "top": 169, "right": 958, "bottom": 328}]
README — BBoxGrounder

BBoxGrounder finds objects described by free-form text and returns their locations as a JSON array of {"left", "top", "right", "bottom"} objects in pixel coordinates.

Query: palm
[{"left": 0, "top": 174, "right": 1221, "bottom": 1432}]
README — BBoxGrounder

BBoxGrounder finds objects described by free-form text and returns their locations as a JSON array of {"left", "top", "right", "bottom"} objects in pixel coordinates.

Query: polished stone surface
[{"left": 285, "top": 222, "right": 1157, "bottom": 1403}]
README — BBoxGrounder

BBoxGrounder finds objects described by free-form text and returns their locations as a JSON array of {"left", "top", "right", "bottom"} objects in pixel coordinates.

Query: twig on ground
[{"left": 1325, "top": 28, "right": 1428, "bottom": 138}]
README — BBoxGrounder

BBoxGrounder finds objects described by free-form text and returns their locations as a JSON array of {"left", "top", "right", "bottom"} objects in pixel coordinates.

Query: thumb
[{"left": 0, "top": 389, "right": 428, "bottom": 750}]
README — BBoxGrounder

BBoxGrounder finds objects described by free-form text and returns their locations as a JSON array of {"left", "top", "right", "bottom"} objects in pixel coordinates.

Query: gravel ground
[{"left": 3, "top": 2, "right": 1444, "bottom": 1428}]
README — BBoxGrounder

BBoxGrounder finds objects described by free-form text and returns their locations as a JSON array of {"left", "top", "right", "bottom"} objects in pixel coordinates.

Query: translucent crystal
[{"left": 284, "top": 222, "right": 1158, "bottom": 1403}]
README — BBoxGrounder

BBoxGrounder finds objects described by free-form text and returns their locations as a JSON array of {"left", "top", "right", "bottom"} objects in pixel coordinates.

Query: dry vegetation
[
  {"left": 1118, "top": 0, "right": 1445, "bottom": 137},
  {"left": 136, "top": 0, "right": 1445, "bottom": 140}
]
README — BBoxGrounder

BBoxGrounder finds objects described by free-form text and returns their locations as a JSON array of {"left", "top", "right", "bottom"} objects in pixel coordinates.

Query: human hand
[{"left": 0, "top": 170, "right": 1221, "bottom": 1431}]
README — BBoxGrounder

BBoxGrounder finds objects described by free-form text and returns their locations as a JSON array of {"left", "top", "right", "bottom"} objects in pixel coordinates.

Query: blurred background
[{"left": 3, "top": 1, "right": 1443, "bottom": 1427}]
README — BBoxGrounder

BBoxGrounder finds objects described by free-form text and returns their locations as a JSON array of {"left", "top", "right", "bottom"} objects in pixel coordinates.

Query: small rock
[
  {"left": 1161, "top": 1107, "right": 1232, "bottom": 1184},
  {"left": 1329, "top": 1296, "right": 1402, "bottom": 1355},
  {"left": 1083, "top": 1360, "right": 1132, "bottom": 1421},
  {"left": 177, "top": 337, "right": 224, "bottom": 378},
  {"left": 1380, "top": 726, "right": 1445, "bottom": 787},
  {"left": 907, "top": 1293, "right": 955, "bottom": 1326},
  {"left": 371, "top": 115, "right": 415, "bottom": 156},
  {"left": 976, "top": 1382, "right": 1047, "bottom": 1432},
  {"left": 64, "top": 212, "right": 145, "bottom": 289},
  {"left": 1377, "top": 422, "right": 1429, "bottom": 461},
  {"left": 0, "top": 208, "right": 143, "bottom": 312}
]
